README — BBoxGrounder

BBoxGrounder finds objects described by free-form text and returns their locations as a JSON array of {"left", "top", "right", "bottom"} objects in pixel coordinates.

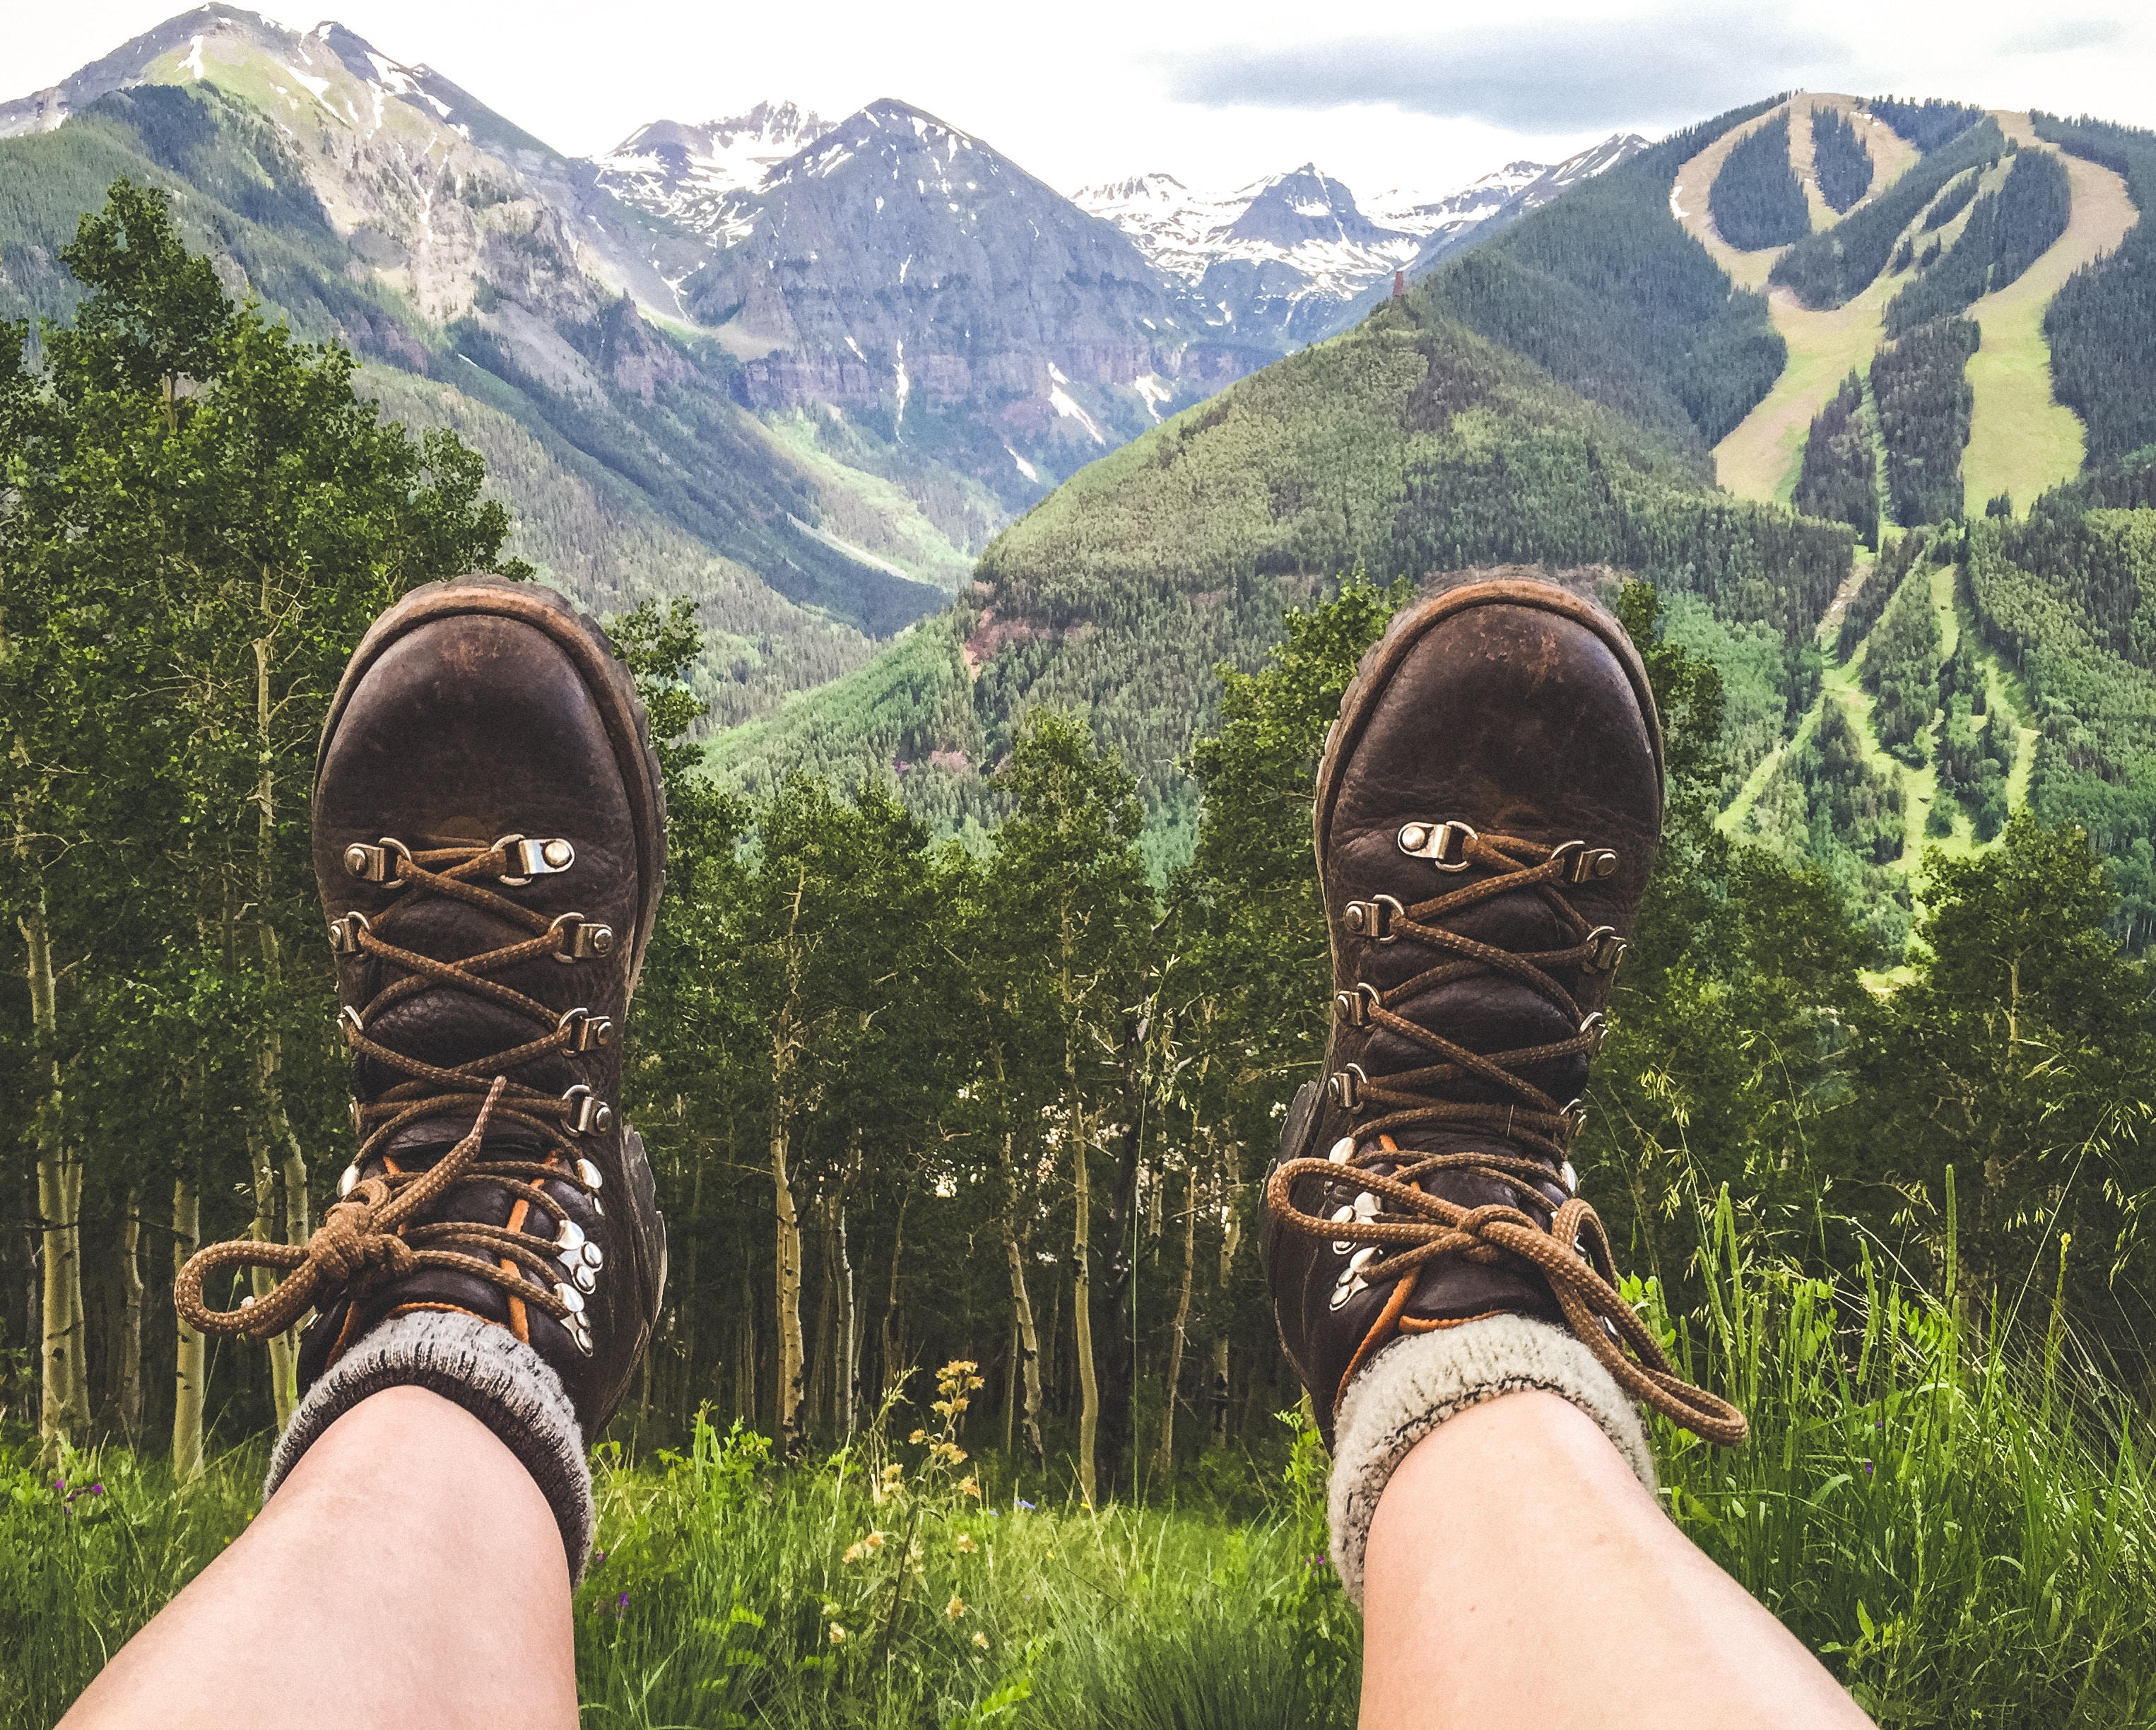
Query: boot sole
[
  {"left": 1312, "top": 577, "right": 1664, "bottom": 888},
  {"left": 317, "top": 575, "right": 669, "bottom": 993}
]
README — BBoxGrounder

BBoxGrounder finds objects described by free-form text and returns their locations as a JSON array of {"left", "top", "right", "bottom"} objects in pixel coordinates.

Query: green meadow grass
[{"left": 4, "top": 1200, "right": 2152, "bottom": 1727}]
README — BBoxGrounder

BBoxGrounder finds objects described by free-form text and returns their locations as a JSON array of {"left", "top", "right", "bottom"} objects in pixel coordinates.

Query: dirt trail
[
  {"left": 1671, "top": 98, "right": 1920, "bottom": 502},
  {"left": 1960, "top": 111, "right": 2136, "bottom": 514}
]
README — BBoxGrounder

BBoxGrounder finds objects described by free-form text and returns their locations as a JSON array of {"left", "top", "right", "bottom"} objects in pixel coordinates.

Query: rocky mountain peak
[
  {"left": 1219, "top": 163, "right": 1406, "bottom": 251},
  {"left": 597, "top": 100, "right": 834, "bottom": 203}
]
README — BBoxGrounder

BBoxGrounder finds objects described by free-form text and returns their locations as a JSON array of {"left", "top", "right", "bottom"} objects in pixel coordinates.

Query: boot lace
[
  {"left": 175, "top": 836, "right": 615, "bottom": 1356},
  {"left": 1268, "top": 823, "right": 1747, "bottom": 1447}
]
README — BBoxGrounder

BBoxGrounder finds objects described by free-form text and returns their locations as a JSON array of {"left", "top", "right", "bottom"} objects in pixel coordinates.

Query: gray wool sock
[
  {"left": 1326, "top": 1315, "right": 1656, "bottom": 1606},
  {"left": 264, "top": 1310, "right": 595, "bottom": 1578}
]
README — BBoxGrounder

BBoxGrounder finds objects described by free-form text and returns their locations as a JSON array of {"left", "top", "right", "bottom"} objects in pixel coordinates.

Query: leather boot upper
[
  {"left": 175, "top": 576, "right": 668, "bottom": 1438},
  {"left": 1261, "top": 577, "right": 1744, "bottom": 1451}
]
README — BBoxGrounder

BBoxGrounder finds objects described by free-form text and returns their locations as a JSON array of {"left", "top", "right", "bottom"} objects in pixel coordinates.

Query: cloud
[
  {"left": 1159, "top": 8, "right": 1860, "bottom": 131},
  {"left": 2001, "top": 18, "right": 2128, "bottom": 55}
]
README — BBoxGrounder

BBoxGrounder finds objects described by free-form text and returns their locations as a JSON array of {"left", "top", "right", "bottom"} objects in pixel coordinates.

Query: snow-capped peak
[{"left": 596, "top": 101, "right": 833, "bottom": 205}]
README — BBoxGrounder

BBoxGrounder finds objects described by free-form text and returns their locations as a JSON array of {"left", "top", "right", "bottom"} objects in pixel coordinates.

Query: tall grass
[
  {"left": 5, "top": 1214, "right": 2154, "bottom": 1728},
  {"left": 1656, "top": 1196, "right": 2156, "bottom": 1724}
]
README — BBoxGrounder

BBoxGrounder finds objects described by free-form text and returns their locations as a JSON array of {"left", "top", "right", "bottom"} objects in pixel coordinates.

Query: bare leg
[
  {"left": 1359, "top": 1391, "right": 1871, "bottom": 1729},
  {"left": 61, "top": 1387, "right": 577, "bottom": 1730}
]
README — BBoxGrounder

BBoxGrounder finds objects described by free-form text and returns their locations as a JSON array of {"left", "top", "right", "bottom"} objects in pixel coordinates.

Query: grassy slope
[
  {"left": 1960, "top": 114, "right": 2138, "bottom": 515},
  {"left": 1673, "top": 96, "right": 1921, "bottom": 502}
]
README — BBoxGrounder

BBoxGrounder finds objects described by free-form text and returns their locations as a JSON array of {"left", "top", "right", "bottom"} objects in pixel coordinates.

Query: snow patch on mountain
[{"left": 594, "top": 102, "right": 837, "bottom": 223}]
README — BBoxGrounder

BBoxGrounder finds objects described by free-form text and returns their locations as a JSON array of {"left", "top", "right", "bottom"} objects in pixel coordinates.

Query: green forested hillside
[
  {"left": 2034, "top": 113, "right": 2156, "bottom": 466},
  {"left": 1770, "top": 118, "right": 2005, "bottom": 309},
  {"left": 1425, "top": 99, "right": 1787, "bottom": 450},
  {"left": 714, "top": 289, "right": 1852, "bottom": 849}
]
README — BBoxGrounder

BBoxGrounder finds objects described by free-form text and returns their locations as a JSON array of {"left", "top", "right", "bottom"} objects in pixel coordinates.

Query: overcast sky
[{"left": 10, "top": 1, "right": 2156, "bottom": 201}]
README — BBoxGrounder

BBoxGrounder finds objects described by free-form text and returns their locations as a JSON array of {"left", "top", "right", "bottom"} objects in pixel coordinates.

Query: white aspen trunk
[
  {"left": 1155, "top": 1160, "right": 1198, "bottom": 1481},
  {"left": 252, "top": 629, "right": 304, "bottom": 1428},
  {"left": 172, "top": 1175, "right": 205, "bottom": 1483},
  {"left": 1001, "top": 1233, "right": 1046, "bottom": 1467},
  {"left": 1072, "top": 1105, "right": 1099, "bottom": 1509},
  {"left": 119, "top": 1194, "right": 145, "bottom": 1439},
  {"left": 772, "top": 1102, "right": 806, "bottom": 1447},
  {"left": 835, "top": 1196, "right": 857, "bottom": 1436},
  {"left": 1213, "top": 1160, "right": 1241, "bottom": 1448},
  {"left": 24, "top": 895, "right": 88, "bottom": 1449}
]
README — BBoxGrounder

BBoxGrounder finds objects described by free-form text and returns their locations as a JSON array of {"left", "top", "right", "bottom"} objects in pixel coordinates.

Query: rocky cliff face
[{"left": 592, "top": 98, "right": 1262, "bottom": 501}]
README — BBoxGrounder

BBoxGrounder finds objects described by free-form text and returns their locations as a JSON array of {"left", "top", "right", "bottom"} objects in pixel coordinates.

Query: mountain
[
  {"left": 1078, "top": 137, "right": 1651, "bottom": 346},
  {"left": 711, "top": 100, "right": 1855, "bottom": 861},
  {"left": 1074, "top": 163, "right": 1418, "bottom": 346},
  {"left": 589, "top": 98, "right": 1263, "bottom": 517},
  {"left": 709, "top": 90, "right": 2156, "bottom": 960},
  {"left": 595, "top": 103, "right": 837, "bottom": 213}
]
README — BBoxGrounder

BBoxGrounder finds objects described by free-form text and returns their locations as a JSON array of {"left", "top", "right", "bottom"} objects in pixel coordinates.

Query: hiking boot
[
  {"left": 177, "top": 575, "right": 668, "bottom": 1443},
  {"left": 1261, "top": 577, "right": 1743, "bottom": 1454}
]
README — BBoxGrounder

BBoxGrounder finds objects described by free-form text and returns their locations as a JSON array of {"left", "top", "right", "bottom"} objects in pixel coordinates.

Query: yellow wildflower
[
  {"left": 956, "top": 1533, "right": 979, "bottom": 1553},
  {"left": 865, "top": 1530, "right": 886, "bottom": 1552},
  {"left": 958, "top": 1476, "right": 981, "bottom": 1500},
  {"left": 829, "top": 1623, "right": 849, "bottom": 1644},
  {"left": 972, "top": 1631, "right": 990, "bottom": 1649},
  {"left": 946, "top": 1594, "right": 967, "bottom": 1620}
]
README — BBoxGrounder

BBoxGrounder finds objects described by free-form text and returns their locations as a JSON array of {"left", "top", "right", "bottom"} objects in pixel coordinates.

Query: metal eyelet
[
  {"left": 1327, "top": 1137, "right": 1356, "bottom": 1165},
  {"left": 554, "top": 1280, "right": 587, "bottom": 1316},
  {"left": 339, "top": 1006, "right": 366, "bottom": 1039},
  {"left": 1343, "top": 895, "right": 1403, "bottom": 943},
  {"left": 337, "top": 1163, "right": 360, "bottom": 1199},
  {"left": 557, "top": 1007, "right": 614, "bottom": 1052},
  {"left": 1333, "top": 982, "right": 1381, "bottom": 1028},
  {"left": 575, "top": 1157, "right": 604, "bottom": 1190},
  {"left": 1583, "top": 926, "right": 1628, "bottom": 973},
  {"left": 1560, "top": 1098, "right": 1589, "bottom": 1141},
  {"left": 1560, "top": 1160, "right": 1579, "bottom": 1195},
  {"left": 1550, "top": 840, "right": 1620, "bottom": 885},
  {"left": 1398, "top": 820, "right": 1476, "bottom": 871},
  {"left": 1579, "top": 1012, "right": 1607, "bottom": 1053},
  {"left": 570, "top": 1262, "right": 599, "bottom": 1294},
  {"left": 1326, "top": 1064, "right": 1368, "bottom": 1112},
  {"left": 328, "top": 911, "right": 372, "bottom": 955},
  {"left": 550, "top": 913, "right": 617, "bottom": 963},
  {"left": 341, "top": 837, "right": 412, "bottom": 885},
  {"left": 562, "top": 1085, "right": 613, "bottom": 1136},
  {"left": 495, "top": 833, "right": 577, "bottom": 885}
]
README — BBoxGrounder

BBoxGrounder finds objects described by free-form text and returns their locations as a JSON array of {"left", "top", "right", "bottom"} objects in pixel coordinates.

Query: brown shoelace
[
  {"left": 177, "top": 837, "right": 608, "bottom": 1348},
  {"left": 1273, "top": 826, "right": 1747, "bottom": 1447}
]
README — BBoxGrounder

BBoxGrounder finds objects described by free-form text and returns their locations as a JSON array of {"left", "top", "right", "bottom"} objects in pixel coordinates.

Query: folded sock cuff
[
  {"left": 264, "top": 1310, "right": 595, "bottom": 1579},
  {"left": 1326, "top": 1315, "right": 1655, "bottom": 1606}
]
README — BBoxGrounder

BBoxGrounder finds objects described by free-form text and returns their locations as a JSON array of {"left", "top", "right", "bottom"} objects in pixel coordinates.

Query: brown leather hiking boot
[
  {"left": 178, "top": 576, "right": 668, "bottom": 1447},
  {"left": 1261, "top": 578, "right": 1743, "bottom": 1459}
]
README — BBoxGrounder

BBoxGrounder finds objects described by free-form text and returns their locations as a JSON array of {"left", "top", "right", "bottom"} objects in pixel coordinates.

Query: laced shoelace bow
[
  {"left": 173, "top": 1076, "right": 591, "bottom": 1342},
  {"left": 175, "top": 836, "right": 615, "bottom": 1351},
  {"left": 1271, "top": 824, "right": 1748, "bottom": 1447}
]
